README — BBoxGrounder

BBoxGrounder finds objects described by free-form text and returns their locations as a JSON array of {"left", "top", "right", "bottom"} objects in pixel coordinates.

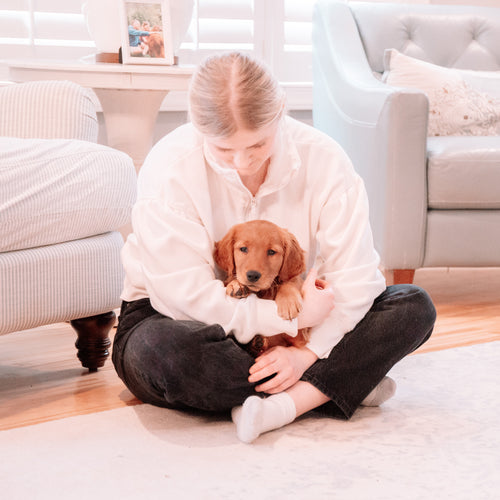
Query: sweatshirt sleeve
[
  {"left": 123, "top": 195, "right": 298, "bottom": 344},
  {"left": 306, "top": 172, "right": 386, "bottom": 359}
]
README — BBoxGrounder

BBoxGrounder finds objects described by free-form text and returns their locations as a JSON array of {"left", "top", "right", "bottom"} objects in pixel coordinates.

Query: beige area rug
[{"left": 1, "top": 342, "right": 499, "bottom": 500}]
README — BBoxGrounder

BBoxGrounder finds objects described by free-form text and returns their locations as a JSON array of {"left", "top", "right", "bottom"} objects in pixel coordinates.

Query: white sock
[
  {"left": 361, "top": 376, "right": 397, "bottom": 407},
  {"left": 231, "top": 393, "right": 297, "bottom": 443}
]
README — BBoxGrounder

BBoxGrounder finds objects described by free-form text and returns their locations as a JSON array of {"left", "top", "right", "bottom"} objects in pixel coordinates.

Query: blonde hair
[{"left": 188, "top": 52, "right": 285, "bottom": 137}]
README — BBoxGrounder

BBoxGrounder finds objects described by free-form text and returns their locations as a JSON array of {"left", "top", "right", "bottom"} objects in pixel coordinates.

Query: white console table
[{"left": 8, "top": 61, "right": 195, "bottom": 168}]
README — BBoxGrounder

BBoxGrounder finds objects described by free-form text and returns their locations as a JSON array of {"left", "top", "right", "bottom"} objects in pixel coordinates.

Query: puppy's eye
[
  {"left": 267, "top": 249, "right": 276, "bottom": 256},
  {"left": 240, "top": 247, "right": 248, "bottom": 253}
]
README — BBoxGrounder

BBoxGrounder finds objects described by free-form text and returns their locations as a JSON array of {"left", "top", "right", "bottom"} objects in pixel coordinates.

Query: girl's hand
[
  {"left": 297, "top": 268, "right": 335, "bottom": 330},
  {"left": 248, "top": 345, "right": 318, "bottom": 394}
]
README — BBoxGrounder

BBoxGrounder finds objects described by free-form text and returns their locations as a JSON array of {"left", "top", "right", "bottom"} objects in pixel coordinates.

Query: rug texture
[{"left": 1, "top": 342, "right": 499, "bottom": 500}]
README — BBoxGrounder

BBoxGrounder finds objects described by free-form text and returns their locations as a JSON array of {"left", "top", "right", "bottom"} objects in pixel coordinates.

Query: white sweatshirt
[{"left": 121, "top": 116, "right": 386, "bottom": 358}]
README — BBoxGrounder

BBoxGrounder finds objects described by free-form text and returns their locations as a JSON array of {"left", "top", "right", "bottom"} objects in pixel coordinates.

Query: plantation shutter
[
  {"left": 179, "top": 0, "right": 313, "bottom": 83},
  {"left": 178, "top": 0, "right": 255, "bottom": 64},
  {"left": 0, "top": 0, "right": 93, "bottom": 65},
  {"left": 279, "top": 0, "right": 314, "bottom": 83}
]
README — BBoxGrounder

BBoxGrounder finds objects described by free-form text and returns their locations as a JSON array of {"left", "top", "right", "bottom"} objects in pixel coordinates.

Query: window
[
  {"left": 0, "top": 0, "right": 94, "bottom": 69},
  {"left": 0, "top": 0, "right": 315, "bottom": 107},
  {"left": 180, "top": 0, "right": 315, "bottom": 83},
  {"left": 179, "top": 0, "right": 315, "bottom": 108}
]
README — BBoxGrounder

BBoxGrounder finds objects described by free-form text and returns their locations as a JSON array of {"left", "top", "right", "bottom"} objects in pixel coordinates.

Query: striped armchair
[{"left": 0, "top": 80, "right": 137, "bottom": 371}]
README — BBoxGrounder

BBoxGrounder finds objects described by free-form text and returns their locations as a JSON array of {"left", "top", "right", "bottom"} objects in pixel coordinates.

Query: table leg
[{"left": 94, "top": 88, "right": 169, "bottom": 169}]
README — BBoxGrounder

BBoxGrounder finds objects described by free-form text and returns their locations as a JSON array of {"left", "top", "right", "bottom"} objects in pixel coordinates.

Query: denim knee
[
  {"left": 301, "top": 284, "right": 436, "bottom": 419},
  {"left": 400, "top": 284, "right": 436, "bottom": 330},
  {"left": 120, "top": 315, "right": 256, "bottom": 412},
  {"left": 385, "top": 284, "right": 437, "bottom": 350}
]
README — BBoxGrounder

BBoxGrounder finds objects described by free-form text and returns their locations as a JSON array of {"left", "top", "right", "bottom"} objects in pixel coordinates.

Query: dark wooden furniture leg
[{"left": 71, "top": 311, "right": 116, "bottom": 372}]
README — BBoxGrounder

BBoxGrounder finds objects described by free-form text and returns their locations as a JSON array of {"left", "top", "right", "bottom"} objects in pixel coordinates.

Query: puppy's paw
[
  {"left": 248, "top": 335, "right": 268, "bottom": 357},
  {"left": 276, "top": 295, "right": 303, "bottom": 321},
  {"left": 226, "top": 279, "right": 250, "bottom": 298}
]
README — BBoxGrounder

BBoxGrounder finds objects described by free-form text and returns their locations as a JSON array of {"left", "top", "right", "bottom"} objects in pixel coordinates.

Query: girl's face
[{"left": 204, "top": 119, "right": 281, "bottom": 179}]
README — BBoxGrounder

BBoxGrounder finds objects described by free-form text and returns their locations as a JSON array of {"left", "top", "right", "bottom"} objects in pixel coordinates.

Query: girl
[{"left": 112, "top": 52, "right": 436, "bottom": 443}]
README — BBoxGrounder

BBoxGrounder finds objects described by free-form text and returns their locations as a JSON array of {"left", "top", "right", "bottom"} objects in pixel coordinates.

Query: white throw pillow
[{"left": 383, "top": 49, "right": 500, "bottom": 136}]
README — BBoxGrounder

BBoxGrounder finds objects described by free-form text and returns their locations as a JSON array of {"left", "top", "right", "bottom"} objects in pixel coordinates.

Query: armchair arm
[
  {"left": 312, "top": 0, "right": 429, "bottom": 270},
  {"left": 0, "top": 80, "right": 98, "bottom": 142}
]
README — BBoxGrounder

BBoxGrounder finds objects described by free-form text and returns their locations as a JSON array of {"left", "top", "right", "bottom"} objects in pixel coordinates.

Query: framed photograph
[{"left": 120, "top": 0, "right": 174, "bottom": 65}]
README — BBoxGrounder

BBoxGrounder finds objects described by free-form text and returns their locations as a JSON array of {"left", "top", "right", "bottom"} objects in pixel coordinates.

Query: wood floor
[{"left": 1, "top": 267, "right": 499, "bottom": 431}]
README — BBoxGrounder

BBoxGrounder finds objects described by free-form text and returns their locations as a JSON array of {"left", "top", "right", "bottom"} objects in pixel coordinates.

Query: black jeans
[{"left": 112, "top": 285, "right": 436, "bottom": 419}]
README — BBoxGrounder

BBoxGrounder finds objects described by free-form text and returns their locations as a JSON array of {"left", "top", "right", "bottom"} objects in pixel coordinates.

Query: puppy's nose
[{"left": 246, "top": 270, "right": 261, "bottom": 283}]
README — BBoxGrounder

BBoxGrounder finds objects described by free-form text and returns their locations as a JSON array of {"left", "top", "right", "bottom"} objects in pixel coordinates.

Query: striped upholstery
[
  {"left": 0, "top": 80, "right": 136, "bottom": 337},
  {"left": 0, "top": 233, "right": 125, "bottom": 334},
  {"left": 0, "top": 80, "right": 98, "bottom": 142},
  {"left": 0, "top": 138, "right": 136, "bottom": 252}
]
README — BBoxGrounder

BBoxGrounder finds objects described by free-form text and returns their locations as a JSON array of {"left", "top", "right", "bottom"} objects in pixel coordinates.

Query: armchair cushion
[
  {"left": 383, "top": 49, "right": 500, "bottom": 136},
  {"left": 0, "top": 137, "right": 136, "bottom": 252},
  {"left": 427, "top": 136, "right": 500, "bottom": 209}
]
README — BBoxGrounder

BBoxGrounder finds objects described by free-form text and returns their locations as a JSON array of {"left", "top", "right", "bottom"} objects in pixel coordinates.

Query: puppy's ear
[
  {"left": 214, "top": 228, "right": 235, "bottom": 278},
  {"left": 279, "top": 229, "right": 306, "bottom": 282}
]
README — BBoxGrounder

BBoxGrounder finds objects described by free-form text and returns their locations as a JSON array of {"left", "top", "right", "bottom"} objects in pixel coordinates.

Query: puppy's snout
[{"left": 246, "top": 270, "right": 261, "bottom": 283}]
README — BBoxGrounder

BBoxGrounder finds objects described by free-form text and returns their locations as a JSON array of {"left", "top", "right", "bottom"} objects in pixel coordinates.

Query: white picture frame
[{"left": 120, "top": 0, "right": 174, "bottom": 65}]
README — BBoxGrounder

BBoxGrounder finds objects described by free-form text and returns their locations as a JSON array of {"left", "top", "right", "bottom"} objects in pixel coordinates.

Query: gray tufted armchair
[{"left": 313, "top": 0, "right": 500, "bottom": 284}]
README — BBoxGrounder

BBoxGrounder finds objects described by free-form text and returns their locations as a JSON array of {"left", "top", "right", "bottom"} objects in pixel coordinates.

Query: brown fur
[
  {"left": 147, "top": 32, "right": 164, "bottom": 58},
  {"left": 214, "top": 220, "right": 311, "bottom": 356}
]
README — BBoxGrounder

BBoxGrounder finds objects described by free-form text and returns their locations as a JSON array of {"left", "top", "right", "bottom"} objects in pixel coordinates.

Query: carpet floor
[{"left": 1, "top": 342, "right": 499, "bottom": 500}]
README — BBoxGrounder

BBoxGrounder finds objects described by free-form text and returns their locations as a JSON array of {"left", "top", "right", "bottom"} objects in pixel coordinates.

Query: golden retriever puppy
[
  {"left": 214, "top": 220, "right": 311, "bottom": 356},
  {"left": 147, "top": 31, "right": 164, "bottom": 58}
]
